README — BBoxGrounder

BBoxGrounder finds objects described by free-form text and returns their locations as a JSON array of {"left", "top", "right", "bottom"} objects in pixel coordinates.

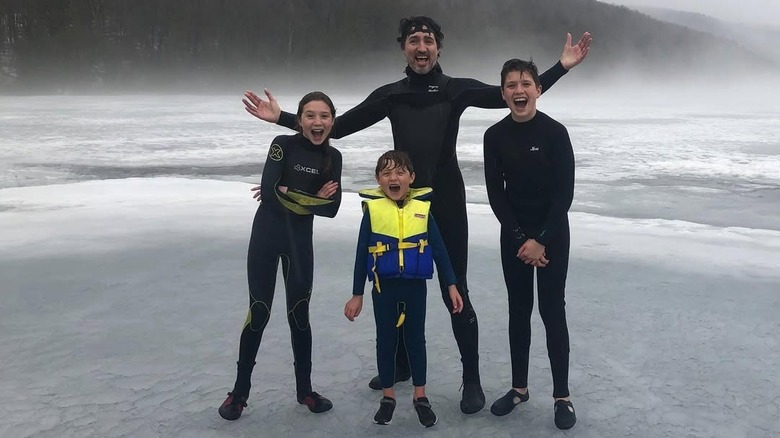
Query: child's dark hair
[
  {"left": 500, "top": 58, "right": 540, "bottom": 88},
  {"left": 375, "top": 150, "right": 415, "bottom": 177},
  {"left": 296, "top": 91, "right": 336, "bottom": 120},
  {"left": 397, "top": 16, "right": 444, "bottom": 49},
  {"left": 296, "top": 91, "right": 337, "bottom": 179}
]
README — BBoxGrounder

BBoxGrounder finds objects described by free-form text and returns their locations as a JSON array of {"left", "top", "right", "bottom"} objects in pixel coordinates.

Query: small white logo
[
  {"left": 294, "top": 164, "right": 320, "bottom": 174},
  {"left": 530, "top": 146, "right": 539, "bottom": 152},
  {"left": 428, "top": 85, "right": 439, "bottom": 92}
]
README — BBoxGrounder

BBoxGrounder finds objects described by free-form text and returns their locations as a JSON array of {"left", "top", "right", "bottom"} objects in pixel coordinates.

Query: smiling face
[
  {"left": 403, "top": 30, "right": 439, "bottom": 75},
  {"left": 297, "top": 100, "right": 333, "bottom": 145},
  {"left": 501, "top": 70, "right": 541, "bottom": 123},
  {"left": 376, "top": 159, "right": 415, "bottom": 201}
]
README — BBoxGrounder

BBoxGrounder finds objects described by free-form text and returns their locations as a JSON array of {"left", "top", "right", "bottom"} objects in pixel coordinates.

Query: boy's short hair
[
  {"left": 375, "top": 150, "right": 415, "bottom": 176},
  {"left": 500, "top": 58, "right": 540, "bottom": 88}
]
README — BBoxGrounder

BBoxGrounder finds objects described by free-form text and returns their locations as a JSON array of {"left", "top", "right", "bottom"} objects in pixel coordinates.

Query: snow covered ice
[{"left": 1, "top": 94, "right": 779, "bottom": 437}]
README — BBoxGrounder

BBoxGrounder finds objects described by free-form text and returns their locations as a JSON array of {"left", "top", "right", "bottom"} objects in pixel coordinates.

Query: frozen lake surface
[{"left": 1, "top": 92, "right": 779, "bottom": 437}]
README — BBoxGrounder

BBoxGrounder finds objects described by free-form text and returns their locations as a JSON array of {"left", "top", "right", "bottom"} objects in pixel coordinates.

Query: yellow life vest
[{"left": 362, "top": 189, "right": 434, "bottom": 292}]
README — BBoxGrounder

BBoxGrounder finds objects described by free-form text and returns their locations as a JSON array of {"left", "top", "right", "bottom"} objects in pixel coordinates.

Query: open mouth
[
  {"left": 389, "top": 184, "right": 401, "bottom": 194},
  {"left": 512, "top": 97, "right": 528, "bottom": 110},
  {"left": 310, "top": 128, "right": 325, "bottom": 141},
  {"left": 415, "top": 55, "right": 429, "bottom": 63}
]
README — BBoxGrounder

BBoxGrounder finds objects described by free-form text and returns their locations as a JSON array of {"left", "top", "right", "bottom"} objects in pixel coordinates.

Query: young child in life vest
[{"left": 344, "top": 150, "right": 463, "bottom": 428}]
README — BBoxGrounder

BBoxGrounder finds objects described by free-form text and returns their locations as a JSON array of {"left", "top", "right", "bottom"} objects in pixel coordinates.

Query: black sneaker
[
  {"left": 554, "top": 399, "right": 577, "bottom": 430},
  {"left": 374, "top": 396, "right": 396, "bottom": 425},
  {"left": 218, "top": 392, "right": 247, "bottom": 421},
  {"left": 490, "top": 389, "right": 530, "bottom": 416},
  {"left": 297, "top": 391, "right": 333, "bottom": 413},
  {"left": 413, "top": 397, "right": 438, "bottom": 427},
  {"left": 368, "top": 371, "right": 412, "bottom": 390},
  {"left": 460, "top": 382, "right": 486, "bottom": 414}
]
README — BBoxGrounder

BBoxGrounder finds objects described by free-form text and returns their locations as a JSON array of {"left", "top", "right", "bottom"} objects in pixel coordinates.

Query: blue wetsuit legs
[{"left": 373, "top": 278, "right": 427, "bottom": 389}]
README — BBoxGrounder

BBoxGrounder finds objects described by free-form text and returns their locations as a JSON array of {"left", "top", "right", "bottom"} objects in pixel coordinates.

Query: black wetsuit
[
  {"left": 278, "top": 62, "right": 568, "bottom": 384},
  {"left": 483, "top": 111, "right": 575, "bottom": 398},
  {"left": 232, "top": 133, "right": 342, "bottom": 399}
]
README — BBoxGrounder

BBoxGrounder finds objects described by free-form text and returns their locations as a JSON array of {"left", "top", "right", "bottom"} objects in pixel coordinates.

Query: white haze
[{"left": 599, "top": 0, "right": 780, "bottom": 26}]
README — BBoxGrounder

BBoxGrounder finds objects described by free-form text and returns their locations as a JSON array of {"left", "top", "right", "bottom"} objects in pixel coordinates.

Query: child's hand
[
  {"left": 448, "top": 285, "right": 463, "bottom": 314},
  {"left": 344, "top": 295, "right": 364, "bottom": 321},
  {"left": 317, "top": 181, "right": 339, "bottom": 199},
  {"left": 518, "top": 239, "right": 546, "bottom": 266},
  {"left": 251, "top": 185, "right": 262, "bottom": 202}
]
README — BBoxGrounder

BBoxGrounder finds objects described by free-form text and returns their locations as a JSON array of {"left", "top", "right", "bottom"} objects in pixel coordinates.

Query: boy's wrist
[{"left": 512, "top": 227, "right": 527, "bottom": 243}]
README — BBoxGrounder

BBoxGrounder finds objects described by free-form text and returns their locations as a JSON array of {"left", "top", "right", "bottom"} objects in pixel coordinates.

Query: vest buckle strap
[{"left": 368, "top": 242, "right": 390, "bottom": 255}]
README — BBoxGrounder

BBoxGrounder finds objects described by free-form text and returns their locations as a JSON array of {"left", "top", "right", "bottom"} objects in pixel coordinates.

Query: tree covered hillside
[{"left": 0, "top": 0, "right": 774, "bottom": 92}]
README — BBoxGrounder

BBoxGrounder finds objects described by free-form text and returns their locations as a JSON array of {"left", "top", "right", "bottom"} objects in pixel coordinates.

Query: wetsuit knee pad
[
  {"left": 244, "top": 301, "right": 271, "bottom": 332},
  {"left": 288, "top": 299, "right": 310, "bottom": 331}
]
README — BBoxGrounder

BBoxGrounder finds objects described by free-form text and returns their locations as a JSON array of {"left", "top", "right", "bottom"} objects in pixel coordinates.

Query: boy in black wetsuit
[
  {"left": 219, "top": 92, "right": 342, "bottom": 421},
  {"left": 244, "top": 17, "right": 591, "bottom": 413},
  {"left": 483, "top": 59, "right": 576, "bottom": 429},
  {"left": 344, "top": 150, "right": 463, "bottom": 427}
]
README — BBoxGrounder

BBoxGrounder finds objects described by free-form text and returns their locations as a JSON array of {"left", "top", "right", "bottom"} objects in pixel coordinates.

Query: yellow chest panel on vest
[{"left": 365, "top": 198, "right": 430, "bottom": 239}]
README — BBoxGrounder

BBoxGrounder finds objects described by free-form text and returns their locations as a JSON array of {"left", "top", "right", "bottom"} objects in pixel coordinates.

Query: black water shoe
[
  {"left": 460, "top": 382, "right": 486, "bottom": 414},
  {"left": 490, "top": 389, "right": 529, "bottom": 416},
  {"left": 374, "top": 396, "right": 396, "bottom": 425},
  {"left": 554, "top": 399, "right": 577, "bottom": 429},
  {"left": 367, "top": 371, "right": 411, "bottom": 390},
  {"left": 414, "top": 397, "right": 438, "bottom": 427},
  {"left": 218, "top": 392, "right": 247, "bottom": 420},
  {"left": 297, "top": 391, "right": 333, "bottom": 413}
]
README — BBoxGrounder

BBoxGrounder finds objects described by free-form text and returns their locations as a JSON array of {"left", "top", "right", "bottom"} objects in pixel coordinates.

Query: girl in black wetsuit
[
  {"left": 219, "top": 92, "right": 343, "bottom": 421},
  {"left": 483, "top": 59, "right": 577, "bottom": 430}
]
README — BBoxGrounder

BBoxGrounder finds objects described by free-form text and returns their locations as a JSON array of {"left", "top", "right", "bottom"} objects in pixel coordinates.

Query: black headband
[
  {"left": 397, "top": 18, "right": 442, "bottom": 46},
  {"left": 408, "top": 24, "right": 432, "bottom": 35}
]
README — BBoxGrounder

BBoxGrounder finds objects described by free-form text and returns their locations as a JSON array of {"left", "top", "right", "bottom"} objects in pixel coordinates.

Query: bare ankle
[{"left": 413, "top": 385, "right": 426, "bottom": 400}]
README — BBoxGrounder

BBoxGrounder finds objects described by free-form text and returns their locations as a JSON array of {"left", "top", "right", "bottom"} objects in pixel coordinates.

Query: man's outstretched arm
[{"left": 242, "top": 87, "right": 390, "bottom": 138}]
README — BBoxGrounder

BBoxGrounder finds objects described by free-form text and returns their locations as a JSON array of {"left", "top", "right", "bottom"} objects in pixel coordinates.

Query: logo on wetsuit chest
[
  {"left": 529, "top": 146, "right": 540, "bottom": 152},
  {"left": 428, "top": 85, "right": 439, "bottom": 92},
  {"left": 294, "top": 164, "right": 320, "bottom": 174}
]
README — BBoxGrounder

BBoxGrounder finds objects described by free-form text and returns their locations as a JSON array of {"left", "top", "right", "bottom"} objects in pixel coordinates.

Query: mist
[
  {"left": 598, "top": 0, "right": 780, "bottom": 26},
  {"left": 1, "top": 0, "right": 778, "bottom": 96}
]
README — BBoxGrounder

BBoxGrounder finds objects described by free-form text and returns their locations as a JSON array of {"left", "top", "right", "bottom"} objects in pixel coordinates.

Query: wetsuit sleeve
[
  {"left": 328, "top": 88, "right": 389, "bottom": 139},
  {"left": 538, "top": 61, "right": 568, "bottom": 95},
  {"left": 483, "top": 128, "right": 524, "bottom": 234},
  {"left": 284, "top": 149, "right": 343, "bottom": 218},
  {"left": 277, "top": 111, "right": 297, "bottom": 130},
  {"left": 451, "top": 62, "right": 569, "bottom": 111},
  {"left": 259, "top": 137, "right": 288, "bottom": 213},
  {"left": 535, "top": 126, "right": 575, "bottom": 246},
  {"left": 279, "top": 88, "right": 389, "bottom": 138},
  {"left": 429, "top": 214, "right": 457, "bottom": 286},
  {"left": 351, "top": 210, "right": 371, "bottom": 296}
]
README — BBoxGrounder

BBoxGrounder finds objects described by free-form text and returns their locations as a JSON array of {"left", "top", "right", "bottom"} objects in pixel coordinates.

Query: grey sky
[{"left": 598, "top": 0, "right": 780, "bottom": 26}]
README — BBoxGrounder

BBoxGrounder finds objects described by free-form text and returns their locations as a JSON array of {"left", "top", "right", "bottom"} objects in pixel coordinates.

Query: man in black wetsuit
[{"left": 243, "top": 17, "right": 591, "bottom": 414}]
